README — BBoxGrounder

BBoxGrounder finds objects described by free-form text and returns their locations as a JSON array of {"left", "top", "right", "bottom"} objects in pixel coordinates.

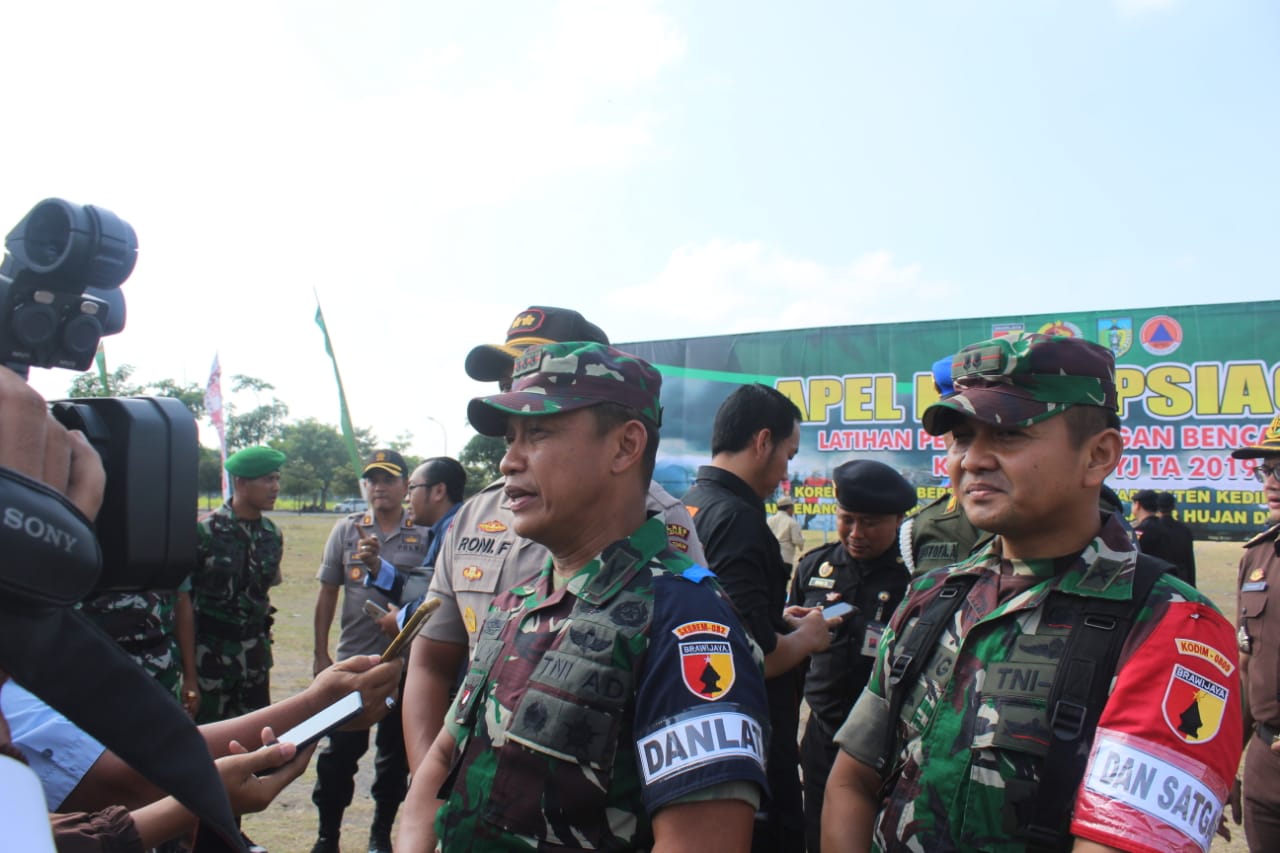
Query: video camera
[{"left": 0, "top": 198, "right": 196, "bottom": 598}]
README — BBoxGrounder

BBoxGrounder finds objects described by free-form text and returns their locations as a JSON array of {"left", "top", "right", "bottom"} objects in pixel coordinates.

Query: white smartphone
[
  {"left": 273, "top": 691, "right": 363, "bottom": 751},
  {"left": 822, "top": 601, "right": 856, "bottom": 620},
  {"left": 363, "top": 599, "right": 390, "bottom": 619}
]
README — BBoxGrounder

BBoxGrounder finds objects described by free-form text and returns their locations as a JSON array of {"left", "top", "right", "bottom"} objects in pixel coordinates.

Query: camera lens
[
  {"left": 62, "top": 313, "right": 102, "bottom": 360},
  {"left": 19, "top": 201, "right": 73, "bottom": 273},
  {"left": 12, "top": 302, "right": 58, "bottom": 347}
]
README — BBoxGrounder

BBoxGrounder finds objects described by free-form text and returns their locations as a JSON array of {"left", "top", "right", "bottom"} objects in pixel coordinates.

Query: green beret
[{"left": 225, "top": 446, "right": 286, "bottom": 478}]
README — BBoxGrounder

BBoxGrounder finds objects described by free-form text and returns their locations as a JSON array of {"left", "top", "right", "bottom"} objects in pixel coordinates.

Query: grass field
[{"left": 239, "top": 514, "right": 1253, "bottom": 852}]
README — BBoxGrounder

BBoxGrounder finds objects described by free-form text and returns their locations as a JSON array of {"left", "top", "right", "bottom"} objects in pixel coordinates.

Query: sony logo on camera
[{"left": 2, "top": 505, "right": 80, "bottom": 553}]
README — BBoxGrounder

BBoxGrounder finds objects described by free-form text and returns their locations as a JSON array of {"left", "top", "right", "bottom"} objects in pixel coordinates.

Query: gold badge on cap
[
  {"left": 818, "top": 562, "right": 834, "bottom": 578},
  {"left": 464, "top": 606, "right": 477, "bottom": 634}
]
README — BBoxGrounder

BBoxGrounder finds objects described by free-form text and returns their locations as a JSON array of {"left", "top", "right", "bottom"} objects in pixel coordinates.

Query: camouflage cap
[
  {"left": 464, "top": 306, "right": 610, "bottom": 382},
  {"left": 1230, "top": 412, "right": 1280, "bottom": 459},
  {"left": 922, "top": 333, "right": 1118, "bottom": 436},
  {"left": 467, "top": 341, "right": 663, "bottom": 437},
  {"left": 225, "top": 446, "right": 286, "bottom": 478}
]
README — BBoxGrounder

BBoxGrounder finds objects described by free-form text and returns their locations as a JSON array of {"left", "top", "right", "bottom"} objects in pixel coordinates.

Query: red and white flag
[{"left": 204, "top": 352, "right": 229, "bottom": 499}]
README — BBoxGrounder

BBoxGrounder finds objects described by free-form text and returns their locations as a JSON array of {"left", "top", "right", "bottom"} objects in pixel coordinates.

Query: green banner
[{"left": 622, "top": 300, "right": 1279, "bottom": 541}]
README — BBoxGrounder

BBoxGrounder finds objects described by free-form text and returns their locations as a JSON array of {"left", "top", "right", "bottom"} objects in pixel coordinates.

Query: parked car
[{"left": 332, "top": 498, "right": 368, "bottom": 514}]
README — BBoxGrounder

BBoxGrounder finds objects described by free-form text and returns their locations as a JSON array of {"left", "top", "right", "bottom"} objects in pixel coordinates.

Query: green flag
[
  {"left": 94, "top": 343, "right": 110, "bottom": 394},
  {"left": 314, "top": 301, "right": 363, "bottom": 478}
]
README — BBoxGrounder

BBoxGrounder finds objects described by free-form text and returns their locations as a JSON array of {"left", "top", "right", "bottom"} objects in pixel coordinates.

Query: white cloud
[{"left": 605, "top": 240, "right": 954, "bottom": 341}]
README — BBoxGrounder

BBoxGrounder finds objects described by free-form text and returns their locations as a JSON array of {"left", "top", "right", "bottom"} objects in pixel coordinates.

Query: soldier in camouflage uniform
[
  {"left": 77, "top": 590, "right": 191, "bottom": 703},
  {"left": 823, "top": 334, "right": 1243, "bottom": 853},
  {"left": 402, "top": 306, "right": 706, "bottom": 772},
  {"left": 397, "top": 342, "right": 769, "bottom": 853},
  {"left": 193, "top": 445, "right": 286, "bottom": 724}
]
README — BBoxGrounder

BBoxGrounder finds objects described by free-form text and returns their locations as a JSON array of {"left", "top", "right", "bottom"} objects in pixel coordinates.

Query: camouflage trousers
[{"left": 194, "top": 631, "right": 272, "bottom": 724}]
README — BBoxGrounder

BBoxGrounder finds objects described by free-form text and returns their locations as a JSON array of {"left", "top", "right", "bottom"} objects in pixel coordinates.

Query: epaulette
[{"left": 1243, "top": 524, "right": 1280, "bottom": 549}]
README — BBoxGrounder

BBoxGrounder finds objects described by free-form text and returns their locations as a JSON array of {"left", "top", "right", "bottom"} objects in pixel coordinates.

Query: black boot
[
  {"left": 311, "top": 810, "right": 342, "bottom": 853},
  {"left": 368, "top": 801, "right": 399, "bottom": 853}
]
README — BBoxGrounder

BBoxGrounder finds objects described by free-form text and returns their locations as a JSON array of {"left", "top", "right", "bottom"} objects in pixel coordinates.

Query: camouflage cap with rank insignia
[
  {"left": 464, "top": 306, "right": 610, "bottom": 382},
  {"left": 467, "top": 341, "right": 663, "bottom": 436},
  {"left": 922, "top": 332, "right": 1118, "bottom": 435},
  {"left": 1230, "top": 412, "right": 1280, "bottom": 459}
]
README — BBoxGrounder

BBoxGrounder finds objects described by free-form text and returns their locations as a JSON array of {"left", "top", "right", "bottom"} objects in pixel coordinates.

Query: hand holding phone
[
  {"left": 381, "top": 598, "right": 443, "bottom": 661},
  {"left": 822, "top": 601, "right": 856, "bottom": 621},
  {"left": 363, "top": 599, "right": 390, "bottom": 619},
  {"left": 273, "top": 692, "right": 363, "bottom": 751}
]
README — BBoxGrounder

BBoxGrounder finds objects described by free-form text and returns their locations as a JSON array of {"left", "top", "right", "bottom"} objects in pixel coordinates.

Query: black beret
[{"left": 833, "top": 459, "right": 916, "bottom": 514}]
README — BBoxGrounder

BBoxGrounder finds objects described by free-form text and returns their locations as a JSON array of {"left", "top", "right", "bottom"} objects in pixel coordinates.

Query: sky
[{"left": 3, "top": 0, "right": 1277, "bottom": 459}]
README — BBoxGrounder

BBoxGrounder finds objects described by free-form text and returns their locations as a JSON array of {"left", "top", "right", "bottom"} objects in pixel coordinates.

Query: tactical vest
[
  {"left": 881, "top": 555, "right": 1166, "bottom": 851},
  {"left": 445, "top": 567, "right": 656, "bottom": 847}
]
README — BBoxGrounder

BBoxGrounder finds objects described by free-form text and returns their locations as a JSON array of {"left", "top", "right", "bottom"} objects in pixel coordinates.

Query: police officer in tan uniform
[
  {"left": 312, "top": 449, "right": 431, "bottom": 853},
  {"left": 1232, "top": 414, "right": 1280, "bottom": 852},
  {"left": 401, "top": 306, "right": 706, "bottom": 770}
]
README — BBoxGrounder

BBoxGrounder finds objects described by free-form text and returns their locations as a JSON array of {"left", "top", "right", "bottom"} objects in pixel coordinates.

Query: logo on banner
[
  {"left": 1097, "top": 318, "right": 1133, "bottom": 358},
  {"left": 1162, "top": 663, "right": 1228, "bottom": 744},
  {"left": 673, "top": 621, "right": 735, "bottom": 701},
  {"left": 1140, "top": 315, "right": 1183, "bottom": 356},
  {"left": 991, "top": 322, "right": 1024, "bottom": 338},
  {"left": 1037, "top": 320, "right": 1083, "bottom": 338}
]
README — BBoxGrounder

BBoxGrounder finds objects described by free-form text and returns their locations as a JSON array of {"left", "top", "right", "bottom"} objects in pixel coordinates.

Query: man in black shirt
[
  {"left": 1131, "top": 488, "right": 1173, "bottom": 564},
  {"left": 1156, "top": 491, "right": 1197, "bottom": 587},
  {"left": 789, "top": 459, "right": 914, "bottom": 852},
  {"left": 684, "top": 383, "right": 832, "bottom": 853}
]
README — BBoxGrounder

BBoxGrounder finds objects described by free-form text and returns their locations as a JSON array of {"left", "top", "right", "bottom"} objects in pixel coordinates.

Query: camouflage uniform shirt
[
  {"left": 192, "top": 502, "right": 283, "bottom": 700},
  {"left": 77, "top": 590, "right": 182, "bottom": 699},
  {"left": 835, "top": 514, "right": 1242, "bottom": 853},
  {"left": 436, "top": 516, "right": 769, "bottom": 851}
]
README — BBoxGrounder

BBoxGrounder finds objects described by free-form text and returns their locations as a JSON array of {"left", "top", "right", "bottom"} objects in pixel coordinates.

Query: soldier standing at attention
[
  {"left": 1230, "top": 414, "right": 1280, "bottom": 851},
  {"left": 192, "top": 444, "right": 286, "bottom": 853},
  {"left": 397, "top": 342, "right": 769, "bottom": 852},
  {"left": 192, "top": 445, "right": 286, "bottom": 724},
  {"left": 822, "top": 333, "right": 1242, "bottom": 853},
  {"left": 312, "top": 448, "right": 430, "bottom": 853},
  {"left": 788, "top": 459, "right": 913, "bottom": 852},
  {"left": 768, "top": 494, "right": 806, "bottom": 573}
]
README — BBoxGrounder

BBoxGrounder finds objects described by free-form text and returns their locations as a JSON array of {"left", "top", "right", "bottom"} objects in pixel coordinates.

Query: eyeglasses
[
  {"left": 408, "top": 482, "right": 437, "bottom": 492},
  {"left": 1254, "top": 464, "right": 1280, "bottom": 485}
]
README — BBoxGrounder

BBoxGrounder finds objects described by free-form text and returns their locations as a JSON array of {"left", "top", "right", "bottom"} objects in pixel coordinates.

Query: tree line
[{"left": 68, "top": 367, "right": 505, "bottom": 509}]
